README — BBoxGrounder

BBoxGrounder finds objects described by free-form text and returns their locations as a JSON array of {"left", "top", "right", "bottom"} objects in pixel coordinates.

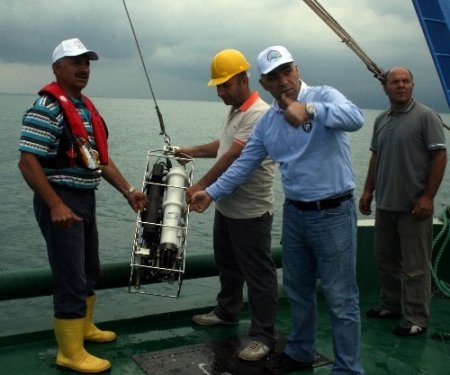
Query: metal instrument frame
[{"left": 128, "top": 148, "right": 195, "bottom": 298}]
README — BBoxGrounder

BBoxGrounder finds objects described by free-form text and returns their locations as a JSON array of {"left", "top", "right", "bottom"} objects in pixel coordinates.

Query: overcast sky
[{"left": 1, "top": 0, "right": 448, "bottom": 112}]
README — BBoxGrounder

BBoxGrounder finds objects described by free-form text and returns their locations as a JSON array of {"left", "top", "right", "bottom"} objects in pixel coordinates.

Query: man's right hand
[
  {"left": 174, "top": 148, "right": 193, "bottom": 166},
  {"left": 50, "top": 202, "right": 83, "bottom": 228}
]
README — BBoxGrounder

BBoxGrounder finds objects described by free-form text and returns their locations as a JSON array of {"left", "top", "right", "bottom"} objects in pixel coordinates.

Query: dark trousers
[
  {"left": 375, "top": 209, "right": 432, "bottom": 327},
  {"left": 34, "top": 185, "right": 99, "bottom": 318},
  {"left": 213, "top": 210, "right": 278, "bottom": 349}
]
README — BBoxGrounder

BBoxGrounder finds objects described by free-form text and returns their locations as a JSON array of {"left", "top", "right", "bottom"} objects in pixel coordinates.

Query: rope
[
  {"left": 302, "top": 0, "right": 385, "bottom": 82},
  {"left": 121, "top": 0, "right": 171, "bottom": 146},
  {"left": 302, "top": 0, "right": 450, "bottom": 133},
  {"left": 431, "top": 206, "right": 450, "bottom": 297}
]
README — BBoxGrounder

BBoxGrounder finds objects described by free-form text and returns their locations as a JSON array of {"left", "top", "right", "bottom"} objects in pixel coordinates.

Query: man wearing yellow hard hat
[{"left": 176, "top": 49, "right": 277, "bottom": 361}]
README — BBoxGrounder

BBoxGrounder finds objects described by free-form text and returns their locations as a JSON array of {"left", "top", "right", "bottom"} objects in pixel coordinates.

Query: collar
[
  {"left": 298, "top": 80, "right": 308, "bottom": 100},
  {"left": 389, "top": 98, "right": 415, "bottom": 116},
  {"left": 70, "top": 95, "right": 84, "bottom": 107},
  {"left": 239, "top": 91, "right": 261, "bottom": 112}
]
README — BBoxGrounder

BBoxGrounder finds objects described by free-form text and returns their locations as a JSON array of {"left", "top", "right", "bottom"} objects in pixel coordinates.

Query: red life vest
[{"left": 39, "top": 82, "right": 109, "bottom": 165}]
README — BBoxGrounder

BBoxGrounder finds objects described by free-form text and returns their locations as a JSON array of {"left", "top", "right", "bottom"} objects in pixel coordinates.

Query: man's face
[
  {"left": 383, "top": 68, "right": 414, "bottom": 107},
  {"left": 216, "top": 74, "right": 247, "bottom": 107},
  {"left": 53, "top": 54, "right": 91, "bottom": 96},
  {"left": 259, "top": 63, "right": 301, "bottom": 105}
]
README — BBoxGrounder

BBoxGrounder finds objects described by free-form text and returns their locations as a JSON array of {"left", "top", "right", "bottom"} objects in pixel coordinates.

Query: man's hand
[
  {"left": 186, "top": 183, "right": 203, "bottom": 202},
  {"left": 174, "top": 148, "right": 193, "bottom": 166},
  {"left": 126, "top": 190, "right": 148, "bottom": 212},
  {"left": 412, "top": 195, "right": 433, "bottom": 220},
  {"left": 188, "top": 190, "right": 213, "bottom": 213},
  {"left": 279, "top": 93, "right": 309, "bottom": 127},
  {"left": 50, "top": 202, "right": 83, "bottom": 228},
  {"left": 359, "top": 192, "right": 373, "bottom": 216}
]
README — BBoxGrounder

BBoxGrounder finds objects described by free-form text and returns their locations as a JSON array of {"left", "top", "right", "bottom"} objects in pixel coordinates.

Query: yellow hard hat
[{"left": 208, "top": 49, "right": 251, "bottom": 86}]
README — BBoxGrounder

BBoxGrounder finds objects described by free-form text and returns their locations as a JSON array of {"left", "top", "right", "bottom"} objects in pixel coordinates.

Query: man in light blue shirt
[{"left": 190, "top": 46, "right": 365, "bottom": 375}]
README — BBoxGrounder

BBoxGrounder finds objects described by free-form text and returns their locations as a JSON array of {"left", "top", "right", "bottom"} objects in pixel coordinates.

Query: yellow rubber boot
[
  {"left": 53, "top": 317, "right": 111, "bottom": 373},
  {"left": 84, "top": 295, "right": 117, "bottom": 342}
]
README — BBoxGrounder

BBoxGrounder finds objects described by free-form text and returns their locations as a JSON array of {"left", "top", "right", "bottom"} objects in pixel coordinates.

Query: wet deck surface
[
  {"left": 1, "top": 275, "right": 450, "bottom": 374},
  {"left": 133, "top": 334, "right": 331, "bottom": 374}
]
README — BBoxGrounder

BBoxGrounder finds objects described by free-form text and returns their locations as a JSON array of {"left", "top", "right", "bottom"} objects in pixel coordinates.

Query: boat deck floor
[{"left": 1, "top": 275, "right": 450, "bottom": 374}]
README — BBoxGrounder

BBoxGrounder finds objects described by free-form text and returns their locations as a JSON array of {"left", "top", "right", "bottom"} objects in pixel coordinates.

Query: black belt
[{"left": 288, "top": 193, "right": 352, "bottom": 211}]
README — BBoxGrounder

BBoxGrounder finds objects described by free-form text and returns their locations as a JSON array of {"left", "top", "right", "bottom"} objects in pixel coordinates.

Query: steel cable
[{"left": 122, "top": 0, "right": 171, "bottom": 146}]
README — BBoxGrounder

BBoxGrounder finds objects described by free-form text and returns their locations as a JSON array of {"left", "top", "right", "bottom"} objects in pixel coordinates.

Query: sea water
[{"left": 1, "top": 93, "right": 449, "bottom": 271}]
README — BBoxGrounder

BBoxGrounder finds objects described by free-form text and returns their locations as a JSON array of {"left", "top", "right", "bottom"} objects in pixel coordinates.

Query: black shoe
[
  {"left": 393, "top": 323, "right": 427, "bottom": 336},
  {"left": 266, "top": 352, "right": 313, "bottom": 374},
  {"left": 366, "top": 306, "right": 402, "bottom": 319}
]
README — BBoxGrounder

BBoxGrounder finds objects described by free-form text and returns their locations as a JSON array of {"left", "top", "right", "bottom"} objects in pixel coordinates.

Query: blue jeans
[{"left": 282, "top": 198, "right": 364, "bottom": 375}]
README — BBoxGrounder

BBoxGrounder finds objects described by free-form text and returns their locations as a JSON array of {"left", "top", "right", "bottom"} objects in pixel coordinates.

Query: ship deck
[
  {"left": 1, "top": 220, "right": 450, "bottom": 374},
  {"left": 1, "top": 272, "right": 450, "bottom": 375}
]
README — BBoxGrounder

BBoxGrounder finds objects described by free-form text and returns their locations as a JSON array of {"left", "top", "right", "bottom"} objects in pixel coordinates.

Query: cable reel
[{"left": 128, "top": 146, "right": 195, "bottom": 298}]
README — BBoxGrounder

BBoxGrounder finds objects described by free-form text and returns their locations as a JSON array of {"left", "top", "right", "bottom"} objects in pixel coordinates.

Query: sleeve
[
  {"left": 423, "top": 110, "right": 446, "bottom": 151},
  {"left": 234, "top": 107, "right": 266, "bottom": 143},
  {"left": 369, "top": 113, "right": 384, "bottom": 152},
  {"left": 206, "top": 121, "right": 269, "bottom": 201},
  {"left": 312, "top": 86, "right": 364, "bottom": 132},
  {"left": 19, "top": 97, "right": 62, "bottom": 157}
]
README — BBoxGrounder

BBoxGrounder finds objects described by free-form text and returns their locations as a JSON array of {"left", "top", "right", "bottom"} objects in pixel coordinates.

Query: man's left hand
[
  {"left": 188, "top": 190, "right": 212, "bottom": 213},
  {"left": 127, "top": 190, "right": 148, "bottom": 212},
  {"left": 412, "top": 195, "right": 433, "bottom": 220},
  {"left": 280, "top": 93, "right": 309, "bottom": 127}
]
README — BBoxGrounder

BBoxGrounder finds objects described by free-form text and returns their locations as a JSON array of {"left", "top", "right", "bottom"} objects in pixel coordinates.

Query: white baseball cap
[
  {"left": 257, "top": 45, "right": 294, "bottom": 75},
  {"left": 52, "top": 38, "right": 99, "bottom": 63}
]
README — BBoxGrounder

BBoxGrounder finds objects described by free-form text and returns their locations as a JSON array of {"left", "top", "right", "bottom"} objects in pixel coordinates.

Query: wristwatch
[
  {"left": 123, "top": 185, "right": 136, "bottom": 198},
  {"left": 305, "top": 103, "right": 315, "bottom": 120}
]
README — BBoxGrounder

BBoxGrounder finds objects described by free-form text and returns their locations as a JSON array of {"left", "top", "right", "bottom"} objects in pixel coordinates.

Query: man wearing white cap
[
  {"left": 18, "top": 38, "right": 147, "bottom": 373},
  {"left": 189, "top": 46, "right": 365, "bottom": 374}
]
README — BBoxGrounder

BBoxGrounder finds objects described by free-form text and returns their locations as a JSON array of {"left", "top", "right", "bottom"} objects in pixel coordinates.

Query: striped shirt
[{"left": 19, "top": 94, "right": 102, "bottom": 190}]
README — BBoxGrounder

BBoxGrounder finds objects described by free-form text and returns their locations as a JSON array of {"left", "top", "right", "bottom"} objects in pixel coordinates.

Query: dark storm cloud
[{"left": 0, "top": 0, "right": 448, "bottom": 111}]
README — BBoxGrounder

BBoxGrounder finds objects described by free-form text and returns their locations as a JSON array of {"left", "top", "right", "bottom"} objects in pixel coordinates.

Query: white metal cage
[{"left": 129, "top": 147, "right": 195, "bottom": 298}]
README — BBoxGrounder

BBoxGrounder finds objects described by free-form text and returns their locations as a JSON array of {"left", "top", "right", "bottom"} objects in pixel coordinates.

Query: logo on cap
[
  {"left": 73, "top": 39, "right": 84, "bottom": 50},
  {"left": 266, "top": 49, "right": 283, "bottom": 64}
]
